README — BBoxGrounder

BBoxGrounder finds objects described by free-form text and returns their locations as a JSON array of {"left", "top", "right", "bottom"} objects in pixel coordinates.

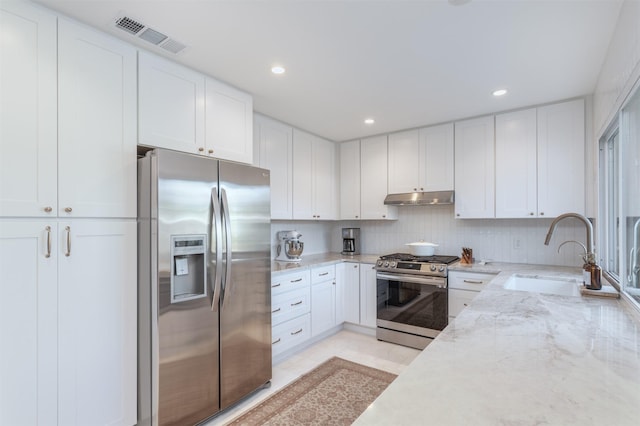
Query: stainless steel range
[{"left": 375, "top": 253, "right": 459, "bottom": 349}]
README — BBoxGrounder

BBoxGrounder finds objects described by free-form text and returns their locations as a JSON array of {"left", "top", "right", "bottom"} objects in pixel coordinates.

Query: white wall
[
  {"left": 593, "top": 0, "right": 640, "bottom": 138},
  {"left": 272, "top": 207, "right": 588, "bottom": 267}
]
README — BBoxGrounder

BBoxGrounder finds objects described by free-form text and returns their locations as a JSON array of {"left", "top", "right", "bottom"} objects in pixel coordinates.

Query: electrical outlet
[{"left": 513, "top": 237, "right": 522, "bottom": 250}]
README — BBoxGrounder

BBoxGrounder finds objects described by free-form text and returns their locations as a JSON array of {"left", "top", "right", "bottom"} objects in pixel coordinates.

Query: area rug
[{"left": 228, "top": 357, "right": 396, "bottom": 425}]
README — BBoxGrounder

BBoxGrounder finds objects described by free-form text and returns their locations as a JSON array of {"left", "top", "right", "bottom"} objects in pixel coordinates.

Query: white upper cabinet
[
  {"left": 388, "top": 124, "right": 454, "bottom": 194},
  {"left": 339, "top": 140, "right": 361, "bottom": 219},
  {"left": 388, "top": 129, "right": 421, "bottom": 193},
  {"left": 254, "top": 114, "right": 293, "bottom": 219},
  {"left": 495, "top": 108, "right": 538, "bottom": 218},
  {"left": 0, "top": 2, "right": 57, "bottom": 217},
  {"left": 58, "top": 19, "right": 137, "bottom": 218},
  {"left": 360, "top": 135, "right": 398, "bottom": 220},
  {"left": 494, "top": 99, "right": 585, "bottom": 218},
  {"left": 139, "top": 51, "right": 206, "bottom": 153},
  {"left": 292, "top": 129, "right": 336, "bottom": 220},
  {"left": 139, "top": 52, "right": 253, "bottom": 164},
  {"left": 205, "top": 77, "right": 253, "bottom": 164},
  {"left": 537, "top": 99, "right": 585, "bottom": 217},
  {"left": 454, "top": 116, "right": 495, "bottom": 218},
  {"left": 420, "top": 123, "right": 454, "bottom": 191}
]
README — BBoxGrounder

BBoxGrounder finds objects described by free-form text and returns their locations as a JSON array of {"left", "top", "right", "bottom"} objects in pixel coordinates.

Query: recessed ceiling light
[
  {"left": 271, "top": 66, "right": 286, "bottom": 75},
  {"left": 493, "top": 89, "right": 508, "bottom": 97},
  {"left": 364, "top": 118, "right": 375, "bottom": 125}
]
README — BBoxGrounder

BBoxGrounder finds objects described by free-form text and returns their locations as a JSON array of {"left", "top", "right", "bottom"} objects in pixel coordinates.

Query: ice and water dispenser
[{"left": 170, "top": 235, "right": 207, "bottom": 303}]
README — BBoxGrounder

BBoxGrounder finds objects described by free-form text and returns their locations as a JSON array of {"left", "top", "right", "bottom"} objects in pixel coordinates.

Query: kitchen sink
[{"left": 503, "top": 274, "right": 581, "bottom": 297}]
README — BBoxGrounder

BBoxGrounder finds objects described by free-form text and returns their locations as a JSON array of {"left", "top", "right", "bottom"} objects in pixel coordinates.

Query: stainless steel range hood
[{"left": 383, "top": 190, "right": 454, "bottom": 206}]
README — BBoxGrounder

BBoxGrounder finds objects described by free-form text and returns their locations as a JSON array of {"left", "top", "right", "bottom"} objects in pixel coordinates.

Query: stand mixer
[{"left": 275, "top": 230, "right": 304, "bottom": 262}]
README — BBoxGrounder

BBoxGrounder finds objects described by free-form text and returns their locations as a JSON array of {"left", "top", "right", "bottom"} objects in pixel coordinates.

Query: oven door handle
[{"left": 376, "top": 272, "right": 447, "bottom": 288}]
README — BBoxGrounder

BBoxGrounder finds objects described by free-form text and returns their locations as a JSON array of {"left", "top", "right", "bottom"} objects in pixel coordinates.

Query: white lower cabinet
[
  {"left": 0, "top": 221, "right": 57, "bottom": 425},
  {"left": 271, "top": 314, "right": 311, "bottom": 356},
  {"left": 339, "top": 263, "right": 361, "bottom": 324},
  {"left": 311, "top": 265, "right": 338, "bottom": 337},
  {"left": 271, "top": 270, "right": 311, "bottom": 357},
  {"left": 448, "top": 271, "right": 496, "bottom": 320},
  {"left": 0, "top": 219, "right": 137, "bottom": 426},
  {"left": 360, "top": 263, "right": 378, "bottom": 328}
]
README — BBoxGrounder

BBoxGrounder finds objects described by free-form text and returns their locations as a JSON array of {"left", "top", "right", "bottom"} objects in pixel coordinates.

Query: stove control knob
[
  {"left": 430, "top": 265, "right": 437, "bottom": 272},
  {"left": 390, "top": 261, "right": 397, "bottom": 268},
  {"left": 376, "top": 260, "right": 383, "bottom": 267},
  {"left": 438, "top": 265, "right": 445, "bottom": 272},
  {"left": 384, "top": 261, "right": 390, "bottom": 268}
]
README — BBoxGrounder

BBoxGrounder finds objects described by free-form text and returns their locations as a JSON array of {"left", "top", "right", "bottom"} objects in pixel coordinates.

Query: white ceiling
[{"left": 35, "top": 0, "right": 622, "bottom": 142}]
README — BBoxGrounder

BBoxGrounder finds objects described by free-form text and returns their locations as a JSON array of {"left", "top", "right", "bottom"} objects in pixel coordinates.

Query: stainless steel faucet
[{"left": 544, "top": 213, "right": 595, "bottom": 264}]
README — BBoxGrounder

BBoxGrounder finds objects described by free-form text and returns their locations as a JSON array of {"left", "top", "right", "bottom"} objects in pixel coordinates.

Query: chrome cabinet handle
[
  {"left": 291, "top": 301, "right": 303, "bottom": 306},
  {"left": 64, "top": 207, "right": 72, "bottom": 213},
  {"left": 463, "top": 279, "right": 483, "bottom": 284},
  {"left": 271, "top": 307, "right": 281, "bottom": 313},
  {"left": 291, "top": 278, "right": 303, "bottom": 283},
  {"left": 64, "top": 226, "right": 71, "bottom": 257},
  {"left": 44, "top": 207, "right": 52, "bottom": 213},
  {"left": 45, "top": 226, "right": 51, "bottom": 258},
  {"left": 272, "top": 338, "right": 281, "bottom": 345},
  {"left": 271, "top": 283, "right": 281, "bottom": 288},
  {"left": 319, "top": 272, "right": 329, "bottom": 276},
  {"left": 290, "top": 328, "right": 303, "bottom": 335}
]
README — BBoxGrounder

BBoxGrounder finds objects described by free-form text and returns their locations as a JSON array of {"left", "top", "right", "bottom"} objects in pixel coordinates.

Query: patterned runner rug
[{"left": 227, "top": 357, "right": 396, "bottom": 425}]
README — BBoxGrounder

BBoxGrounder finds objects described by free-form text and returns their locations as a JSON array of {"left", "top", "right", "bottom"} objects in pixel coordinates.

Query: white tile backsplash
[{"left": 273, "top": 206, "right": 591, "bottom": 267}]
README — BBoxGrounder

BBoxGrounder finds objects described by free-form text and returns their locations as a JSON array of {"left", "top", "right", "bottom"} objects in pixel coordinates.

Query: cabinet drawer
[
  {"left": 271, "top": 313, "right": 311, "bottom": 356},
  {"left": 311, "top": 265, "right": 335, "bottom": 284},
  {"left": 448, "top": 271, "right": 495, "bottom": 291},
  {"left": 448, "top": 288, "right": 479, "bottom": 318},
  {"left": 271, "top": 286, "right": 310, "bottom": 326},
  {"left": 271, "top": 270, "right": 310, "bottom": 296}
]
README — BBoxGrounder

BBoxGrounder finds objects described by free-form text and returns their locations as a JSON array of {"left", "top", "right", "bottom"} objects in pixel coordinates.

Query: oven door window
[{"left": 377, "top": 279, "right": 447, "bottom": 331}]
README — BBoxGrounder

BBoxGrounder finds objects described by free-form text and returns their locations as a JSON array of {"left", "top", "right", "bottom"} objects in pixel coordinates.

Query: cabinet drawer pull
[
  {"left": 463, "top": 279, "right": 483, "bottom": 284},
  {"left": 44, "top": 206, "right": 53, "bottom": 213},
  {"left": 271, "top": 283, "right": 281, "bottom": 288},
  {"left": 463, "top": 303, "right": 469, "bottom": 307},
  {"left": 65, "top": 226, "right": 71, "bottom": 257},
  {"left": 291, "top": 301, "right": 303, "bottom": 306},
  {"left": 319, "top": 272, "right": 329, "bottom": 276},
  {"left": 271, "top": 307, "right": 281, "bottom": 313},
  {"left": 290, "top": 328, "right": 303, "bottom": 335},
  {"left": 45, "top": 226, "right": 51, "bottom": 258},
  {"left": 291, "top": 278, "right": 303, "bottom": 283},
  {"left": 272, "top": 338, "right": 281, "bottom": 345},
  {"left": 64, "top": 207, "right": 72, "bottom": 213}
]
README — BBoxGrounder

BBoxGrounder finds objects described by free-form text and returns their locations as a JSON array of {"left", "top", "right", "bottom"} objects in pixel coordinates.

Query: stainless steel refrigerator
[{"left": 137, "top": 149, "right": 272, "bottom": 426}]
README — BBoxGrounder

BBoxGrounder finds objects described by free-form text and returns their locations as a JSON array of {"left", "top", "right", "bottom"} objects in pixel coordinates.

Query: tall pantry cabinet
[{"left": 0, "top": 3, "right": 137, "bottom": 425}]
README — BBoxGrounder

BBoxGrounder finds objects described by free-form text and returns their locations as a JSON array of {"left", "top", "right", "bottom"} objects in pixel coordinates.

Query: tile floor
[{"left": 205, "top": 329, "right": 421, "bottom": 425}]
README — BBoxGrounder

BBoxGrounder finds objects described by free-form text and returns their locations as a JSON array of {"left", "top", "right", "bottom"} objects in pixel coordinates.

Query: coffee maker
[
  {"left": 275, "top": 230, "right": 304, "bottom": 262},
  {"left": 341, "top": 228, "right": 360, "bottom": 256}
]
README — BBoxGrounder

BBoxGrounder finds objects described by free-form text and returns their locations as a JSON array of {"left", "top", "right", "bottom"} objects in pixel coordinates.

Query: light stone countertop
[
  {"left": 354, "top": 262, "right": 640, "bottom": 426},
  {"left": 271, "top": 252, "right": 379, "bottom": 276}
]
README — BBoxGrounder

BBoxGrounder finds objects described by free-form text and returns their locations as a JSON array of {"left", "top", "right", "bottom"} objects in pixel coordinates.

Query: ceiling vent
[{"left": 114, "top": 15, "right": 187, "bottom": 54}]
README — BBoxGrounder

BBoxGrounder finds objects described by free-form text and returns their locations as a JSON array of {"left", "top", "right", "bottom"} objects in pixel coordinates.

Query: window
[
  {"left": 600, "top": 131, "right": 619, "bottom": 279},
  {"left": 600, "top": 85, "right": 640, "bottom": 308}
]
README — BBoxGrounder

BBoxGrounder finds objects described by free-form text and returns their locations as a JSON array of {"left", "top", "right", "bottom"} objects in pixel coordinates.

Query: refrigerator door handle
[
  {"left": 221, "top": 188, "right": 232, "bottom": 310},
  {"left": 211, "top": 187, "right": 223, "bottom": 312}
]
